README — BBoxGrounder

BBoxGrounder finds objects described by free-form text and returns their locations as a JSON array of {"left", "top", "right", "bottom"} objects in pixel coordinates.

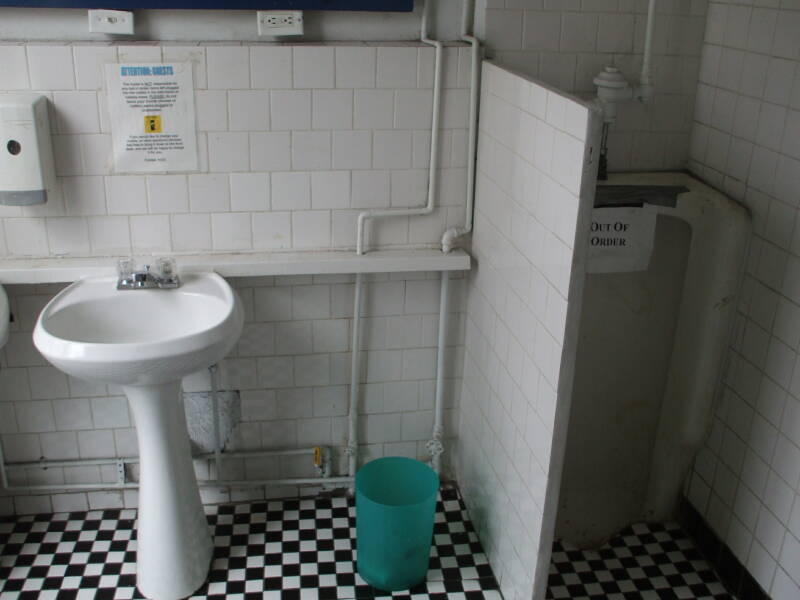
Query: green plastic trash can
[{"left": 355, "top": 457, "right": 440, "bottom": 591}]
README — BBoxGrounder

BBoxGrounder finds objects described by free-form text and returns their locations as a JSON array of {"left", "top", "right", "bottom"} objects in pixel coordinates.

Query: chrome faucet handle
[
  {"left": 155, "top": 257, "right": 180, "bottom": 288},
  {"left": 155, "top": 257, "right": 176, "bottom": 278},
  {"left": 117, "top": 258, "right": 135, "bottom": 279}
]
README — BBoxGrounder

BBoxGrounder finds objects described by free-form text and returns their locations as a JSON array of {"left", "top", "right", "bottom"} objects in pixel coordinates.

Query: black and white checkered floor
[
  {"left": 0, "top": 491, "right": 738, "bottom": 600},
  {"left": 546, "top": 522, "right": 736, "bottom": 599},
  {"left": 0, "top": 488, "right": 500, "bottom": 600}
]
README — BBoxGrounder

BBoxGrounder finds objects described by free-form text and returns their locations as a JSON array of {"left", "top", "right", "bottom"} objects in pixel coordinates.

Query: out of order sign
[{"left": 586, "top": 206, "right": 657, "bottom": 274}]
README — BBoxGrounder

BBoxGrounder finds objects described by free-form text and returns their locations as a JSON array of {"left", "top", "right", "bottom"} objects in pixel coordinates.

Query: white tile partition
[
  {"left": 481, "top": 0, "right": 707, "bottom": 172},
  {"left": 0, "top": 271, "right": 465, "bottom": 515},
  {"left": 456, "top": 62, "right": 600, "bottom": 600},
  {"left": 687, "top": 3, "right": 800, "bottom": 598},
  {"left": 0, "top": 42, "right": 471, "bottom": 257}
]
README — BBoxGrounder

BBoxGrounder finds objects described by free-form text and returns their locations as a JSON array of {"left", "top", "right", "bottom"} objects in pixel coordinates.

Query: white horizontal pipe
[
  {"left": 4, "top": 482, "right": 141, "bottom": 491},
  {"left": 0, "top": 477, "right": 355, "bottom": 494},
  {"left": 202, "top": 477, "right": 354, "bottom": 487},
  {"left": 0, "top": 446, "right": 331, "bottom": 495},
  {"left": 9, "top": 457, "right": 128, "bottom": 469},
  {"left": 7, "top": 447, "right": 319, "bottom": 472},
  {"left": 208, "top": 448, "right": 316, "bottom": 459}
]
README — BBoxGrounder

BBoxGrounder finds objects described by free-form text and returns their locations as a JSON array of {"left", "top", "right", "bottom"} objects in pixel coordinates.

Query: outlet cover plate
[
  {"left": 257, "top": 10, "right": 303, "bottom": 36},
  {"left": 88, "top": 9, "right": 134, "bottom": 34}
]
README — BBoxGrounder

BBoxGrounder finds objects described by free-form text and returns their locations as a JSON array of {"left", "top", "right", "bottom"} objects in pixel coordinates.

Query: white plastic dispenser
[{"left": 0, "top": 95, "right": 56, "bottom": 206}]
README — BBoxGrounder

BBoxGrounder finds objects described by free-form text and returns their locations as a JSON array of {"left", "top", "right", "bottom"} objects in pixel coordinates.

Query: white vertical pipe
[
  {"left": 355, "top": 0, "right": 443, "bottom": 255},
  {"left": 420, "top": 0, "right": 443, "bottom": 215},
  {"left": 347, "top": 273, "right": 364, "bottom": 477},
  {"left": 459, "top": 0, "right": 470, "bottom": 34},
  {"left": 639, "top": 0, "right": 657, "bottom": 97},
  {"left": 209, "top": 364, "right": 222, "bottom": 482},
  {"left": 441, "top": 0, "right": 480, "bottom": 253},
  {"left": 430, "top": 271, "right": 449, "bottom": 474},
  {"left": 0, "top": 436, "right": 10, "bottom": 491}
]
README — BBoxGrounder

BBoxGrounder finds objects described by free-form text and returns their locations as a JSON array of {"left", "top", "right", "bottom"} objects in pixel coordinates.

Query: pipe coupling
[{"left": 426, "top": 438, "right": 444, "bottom": 457}]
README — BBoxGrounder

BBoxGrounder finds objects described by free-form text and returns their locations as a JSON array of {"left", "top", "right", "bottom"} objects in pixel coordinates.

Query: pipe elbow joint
[
  {"left": 441, "top": 227, "right": 465, "bottom": 253},
  {"left": 636, "top": 81, "right": 655, "bottom": 103}
]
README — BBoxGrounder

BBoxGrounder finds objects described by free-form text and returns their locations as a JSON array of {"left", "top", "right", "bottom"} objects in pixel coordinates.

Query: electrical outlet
[
  {"left": 88, "top": 9, "right": 134, "bottom": 35},
  {"left": 257, "top": 10, "right": 304, "bottom": 36}
]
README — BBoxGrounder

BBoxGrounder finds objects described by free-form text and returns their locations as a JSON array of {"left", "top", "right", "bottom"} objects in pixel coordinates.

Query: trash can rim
[{"left": 356, "top": 456, "right": 440, "bottom": 507}]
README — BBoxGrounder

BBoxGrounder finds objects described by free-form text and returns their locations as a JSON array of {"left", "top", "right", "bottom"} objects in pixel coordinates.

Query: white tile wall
[
  {"left": 456, "top": 62, "right": 599, "bottom": 600},
  {"left": 687, "top": 3, "right": 800, "bottom": 598},
  {"left": 0, "top": 272, "right": 465, "bottom": 515},
  {"left": 481, "top": 0, "right": 708, "bottom": 171},
  {"left": 0, "top": 42, "right": 471, "bottom": 258}
]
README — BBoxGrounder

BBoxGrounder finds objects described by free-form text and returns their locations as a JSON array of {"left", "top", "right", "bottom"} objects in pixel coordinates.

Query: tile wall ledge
[
  {"left": 0, "top": 249, "right": 471, "bottom": 284},
  {"left": 0, "top": 41, "right": 470, "bottom": 47}
]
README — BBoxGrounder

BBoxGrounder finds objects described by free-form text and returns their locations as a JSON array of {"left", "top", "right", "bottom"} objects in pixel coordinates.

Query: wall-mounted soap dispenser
[{"left": 0, "top": 95, "right": 56, "bottom": 206}]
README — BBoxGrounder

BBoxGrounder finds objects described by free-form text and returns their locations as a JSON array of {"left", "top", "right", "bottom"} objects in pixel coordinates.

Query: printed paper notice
[
  {"left": 105, "top": 63, "right": 198, "bottom": 173},
  {"left": 587, "top": 206, "right": 657, "bottom": 274}
]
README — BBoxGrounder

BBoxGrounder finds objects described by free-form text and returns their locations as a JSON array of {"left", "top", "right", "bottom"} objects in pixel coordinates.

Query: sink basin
[
  {"left": 33, "top": 272, "right": 244, "bottom": 600},
  {"left": 33, "top": 272, "right": 241, "bottom": 386}
]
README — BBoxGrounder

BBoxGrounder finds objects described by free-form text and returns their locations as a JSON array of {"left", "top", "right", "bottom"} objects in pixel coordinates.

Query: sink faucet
[{"left": 117, "top": 257, "right": 181, "bottom": 290}]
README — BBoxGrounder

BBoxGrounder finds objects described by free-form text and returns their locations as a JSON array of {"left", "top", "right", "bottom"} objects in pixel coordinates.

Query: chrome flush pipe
[
  {"left": 594, "top": 0, "right": 657, "bottom": 176},
  {"left": 593, "top": 0, "right": 658, "bottom": 123}
]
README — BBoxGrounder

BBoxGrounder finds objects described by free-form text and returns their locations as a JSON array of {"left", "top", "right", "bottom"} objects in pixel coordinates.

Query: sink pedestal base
[{"left": 125, "top": 381, "right": 213, "bottom": 600}]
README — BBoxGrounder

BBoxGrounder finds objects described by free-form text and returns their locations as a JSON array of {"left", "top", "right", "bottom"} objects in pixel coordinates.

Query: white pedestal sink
[{"left": 33, "top": 272, "right": 244, "bottom": 600}]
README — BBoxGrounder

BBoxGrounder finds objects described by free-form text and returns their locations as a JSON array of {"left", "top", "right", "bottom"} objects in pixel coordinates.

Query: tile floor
[
  {"left": 546, "top": 522, "right": 736, "bottom": 599},
  {"left": 0, "top": 491, "right": 741, "bottom": 600},
  {"left": 0, "top": 488, "right": 500, "bottom": 599}
]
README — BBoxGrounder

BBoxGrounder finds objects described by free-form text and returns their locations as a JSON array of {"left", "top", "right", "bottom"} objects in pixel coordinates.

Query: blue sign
[{"left": 0, "top": 0, "right": 412, "bottom": 8}]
